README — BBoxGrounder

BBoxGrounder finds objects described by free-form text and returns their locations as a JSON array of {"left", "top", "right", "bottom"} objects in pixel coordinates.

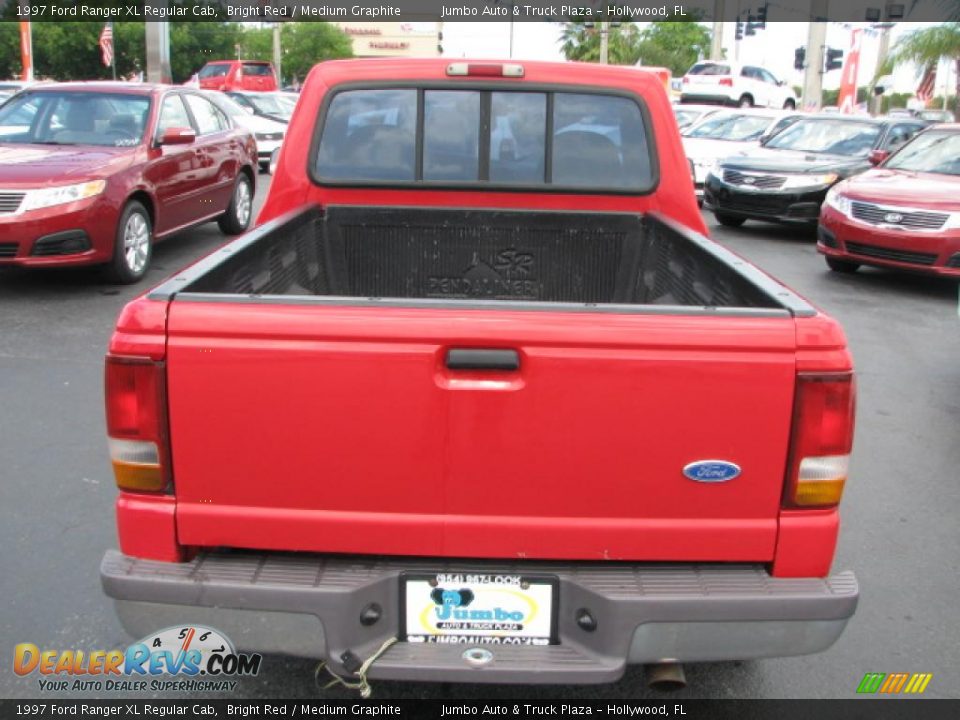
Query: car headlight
[
  {"left": 824, "top": 187, "right": 852, "bottom": 217},
  {"left": 780, "top": 173, "right": 839, "bottom": 191},
  {"left": 944, "top": 213, "right": 960, "bottom": 230},
  {"left": 21, "top": 180, "right": 106, "bottom": 212},
  {"left": 708, "top": 161, "right": 725, "bottom": 181}
]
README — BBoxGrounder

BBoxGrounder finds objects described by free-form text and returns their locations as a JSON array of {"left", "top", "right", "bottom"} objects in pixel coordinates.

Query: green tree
[
  {"left": 635, "top": 21, "right": 712, "bottom": 77},
  {"left": 559, "top": 22, "right": 643, "bottom": 65},
  {"left": 0, "top": 22, "right": 20, "bottom": 79},
  {"left": 277, "top": 23, "right": 353, "bottom": 83},
  {"left": 881, "top": 22, "right": 960, "bottom": 119},
  {"left": 171, "top": 22, "right": 243, "bottom": 83}
]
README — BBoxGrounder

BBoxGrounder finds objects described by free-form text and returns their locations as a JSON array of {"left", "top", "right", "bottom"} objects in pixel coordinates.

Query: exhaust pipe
[{"left": 645, "top": 662, "right": 686, "bottom": 691}]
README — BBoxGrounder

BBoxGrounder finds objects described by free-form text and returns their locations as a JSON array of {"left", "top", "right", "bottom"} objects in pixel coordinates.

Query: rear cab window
[
  {"left": 314, "top": 86, "right": 655, "bottom": 192},
  {"left": 243, "top": 63, "right": 273, "bottom": 77}
]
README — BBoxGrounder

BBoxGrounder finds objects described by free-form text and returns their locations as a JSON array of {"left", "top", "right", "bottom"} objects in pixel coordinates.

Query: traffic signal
[
  {"left": 757, "top": 4, "right": 768, "bottom": 28},
  {"left": 735, "top": 20, "right": 744, "bottom": 41},
  {"left": 794, "top": 47, "right": 806, "bottom": 71},
  {"left": 825, "top": 47, "right": 844, "bottom": 72},
  {"left": 745, "top": 15, "right": 757, "bottom": 36}
]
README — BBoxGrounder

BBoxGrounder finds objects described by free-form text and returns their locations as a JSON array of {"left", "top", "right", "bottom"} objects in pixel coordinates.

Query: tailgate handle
[{"left": 445, "top": 349, "right": 520, "bottom": 371}]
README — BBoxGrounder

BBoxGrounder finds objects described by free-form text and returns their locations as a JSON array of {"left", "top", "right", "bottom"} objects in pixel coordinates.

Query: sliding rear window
[{"left": 314, "top": 87, "right": 655, "bottom": 192}]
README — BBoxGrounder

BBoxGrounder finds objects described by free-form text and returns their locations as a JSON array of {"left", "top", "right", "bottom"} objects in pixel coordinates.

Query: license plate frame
[{"left": 399, "top": 572, "right": 559, "bottom": 646}]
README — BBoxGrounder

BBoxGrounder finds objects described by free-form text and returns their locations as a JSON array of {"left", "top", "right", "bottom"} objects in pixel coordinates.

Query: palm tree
[
  {"left": 883, "top": 22, "right": 960, "bottom": 118},
  {"left": 559, "top": 22, "right": 642, "bottom": 65}
]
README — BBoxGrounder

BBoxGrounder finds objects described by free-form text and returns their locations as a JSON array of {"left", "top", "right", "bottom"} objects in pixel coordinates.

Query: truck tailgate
[{"left": 167, "top": 303, "right": 797, "bottom": 561}]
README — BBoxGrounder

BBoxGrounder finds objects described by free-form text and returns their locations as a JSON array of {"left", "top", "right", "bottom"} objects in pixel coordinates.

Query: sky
[{"left": 441, "top": 22, "right": 956, "bottom": 96}]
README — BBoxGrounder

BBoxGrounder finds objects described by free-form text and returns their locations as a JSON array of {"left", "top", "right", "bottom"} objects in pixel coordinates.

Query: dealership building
[{"left": 332, "top": 22, "right": 443, "bottom": 58}]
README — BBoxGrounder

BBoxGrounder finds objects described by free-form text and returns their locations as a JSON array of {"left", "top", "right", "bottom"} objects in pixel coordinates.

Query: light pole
[
  {"left": 273, "top": 23, "right": 282, "bottom": 87},
  {"left": 710, "top": 0, "right": 725, "bottom": 60},
  {"left": 599, "top": 21, "right": 610, "bottom": 64}
]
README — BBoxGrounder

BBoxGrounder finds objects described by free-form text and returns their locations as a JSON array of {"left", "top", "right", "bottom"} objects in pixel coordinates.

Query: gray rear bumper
[{"left": 101, "top": 550, "right": 858, "bottom": 684}]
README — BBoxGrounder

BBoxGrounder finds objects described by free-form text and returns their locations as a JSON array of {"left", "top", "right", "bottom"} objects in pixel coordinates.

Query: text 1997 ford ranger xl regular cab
[{"left": 100, "top": 59, "right": 858, "bottom": 686}]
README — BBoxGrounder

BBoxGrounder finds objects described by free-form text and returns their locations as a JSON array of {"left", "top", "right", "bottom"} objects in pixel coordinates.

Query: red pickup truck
[{"left": 101, "top": 59, "right": 858, "bottom": 686}]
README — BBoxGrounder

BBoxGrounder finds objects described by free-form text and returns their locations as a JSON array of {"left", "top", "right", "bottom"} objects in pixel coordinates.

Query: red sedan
[
  {"left": 818, "top": 125, "right": 960, "bottom": 278},
  {"left": 0, "top": 83, "right": 258, "bottom": 283}
]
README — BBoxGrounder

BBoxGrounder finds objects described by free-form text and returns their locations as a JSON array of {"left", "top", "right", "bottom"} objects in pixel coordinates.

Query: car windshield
[
  {"left": 687, "top": 63, "right": 730, "bottom": 76},
  {"left": 763, "top": 119, "right": 881, "bottom": 156},
  {"left": 206, "top": 93, "right": 249, "bottom": 120},
  {"left": 242, "top": 63, "right": 273, "bottom": 76},
  {"left": 684, "top": 113, "right": 772, "bottom": 141},
  {"left": 884, "top": 131, "right": 960, "bottom": 176},
  {"left": 199, "top": 64, "right": 231, "bottom": 79},
  {"left": 674, "top": 108, "right": 706, "bottom": 128},
  {"left": 245, "top": 93, "right": 292, "bottom": 120},
  {"left": 0, "top": 90, "right": 150, "bottom": 146}
]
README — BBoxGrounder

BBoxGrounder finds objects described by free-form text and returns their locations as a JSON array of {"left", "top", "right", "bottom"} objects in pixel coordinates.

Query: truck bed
[{"left": 173, "top": 205, "right": 810, "bottom": 315}]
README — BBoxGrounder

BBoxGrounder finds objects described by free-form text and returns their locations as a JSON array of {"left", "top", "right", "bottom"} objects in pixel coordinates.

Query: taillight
[
  {"left": 719, "top": 77, "right": 734, "bottom": 87},
  {"left": 784, "top": 373, "right": 856, "bottom": 508},
  {"left": 105, "top": 356, "right": 170, "bottom": 493},
  {"left": 682, "top": 76, "right": 689, "bottom": 84}
]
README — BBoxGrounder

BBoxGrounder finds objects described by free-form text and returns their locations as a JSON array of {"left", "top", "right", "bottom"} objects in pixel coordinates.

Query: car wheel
[
  {"left": 714, "top": 211, "right": 746, "bottom": 228},
  {"left": 104, "top": 200, "right": 152, "bottom": 284},
  {"left": 218, "top": 172, "right": 253, "bottom": 235},
  {"left": 738, "top": 94, "right": 753, "bottom": 108},
  {"left": 783, "top": 98, "right": 796, "bottom": 110},
  {"left": 826, "top": 257, "right": 860, "bottom": 274}
]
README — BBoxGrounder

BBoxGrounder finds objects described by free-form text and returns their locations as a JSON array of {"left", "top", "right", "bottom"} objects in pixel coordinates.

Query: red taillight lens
[
  {"left": 105, "top": 356, "right": 170, "bottom": 492},
  {"left": 719, "top": 77, "right": 734, "bottom": 87},
  {"left": 682, "top": 76, "right": 690, "bottom": 84},
  {"left": 446, "top": 62, "right": 524, "bottom": 78},
  {"left": 784, "top": 373, "right": 856, "bottom": 508}
]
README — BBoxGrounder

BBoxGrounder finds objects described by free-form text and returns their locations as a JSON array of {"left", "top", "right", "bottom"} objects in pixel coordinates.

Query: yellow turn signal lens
[
  {"left": 109, "top": 438, "right": 166, "bottom": 492},
  {"left": 793, "top": 455, "right": 848, "bottom": 506}
]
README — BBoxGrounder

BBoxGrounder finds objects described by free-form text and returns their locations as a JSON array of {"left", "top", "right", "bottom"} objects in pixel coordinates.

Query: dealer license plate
[{"left": 401, "top": 573, "right": 557, "bottom": 645}]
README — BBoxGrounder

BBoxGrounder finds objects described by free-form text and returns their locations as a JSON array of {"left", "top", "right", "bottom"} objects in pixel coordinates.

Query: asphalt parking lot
[{"left": 2, "top": 175, "right": 959, "bottom": 700}]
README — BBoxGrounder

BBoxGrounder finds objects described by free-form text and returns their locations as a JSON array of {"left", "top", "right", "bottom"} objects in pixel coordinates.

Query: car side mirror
[
  {"left": 159, "top": 127, "right": 196, "bottom": 146},
  {"left": 868, "top": 149, "right": 890, "bottom": 166},
  {"left": 777, "top": 80, "right": 786, "bottom": 86}
]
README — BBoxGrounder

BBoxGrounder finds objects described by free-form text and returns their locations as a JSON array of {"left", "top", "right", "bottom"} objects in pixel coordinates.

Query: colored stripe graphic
[
  {"left": 857, "top": 673, "right": 885, "bottom": 693},
  {"left": 857, "top": 672, "right": 932, "bottom": 694}
]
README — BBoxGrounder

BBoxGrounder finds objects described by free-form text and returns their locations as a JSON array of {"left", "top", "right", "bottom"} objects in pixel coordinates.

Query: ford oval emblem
[{"left": 683, "top": 461, "right": 741, "bottom": 483}]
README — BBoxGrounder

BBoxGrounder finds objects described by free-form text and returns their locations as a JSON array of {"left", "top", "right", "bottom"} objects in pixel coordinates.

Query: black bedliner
[{"left": 179, "top": 206, "right": 786, "bottom": 311}]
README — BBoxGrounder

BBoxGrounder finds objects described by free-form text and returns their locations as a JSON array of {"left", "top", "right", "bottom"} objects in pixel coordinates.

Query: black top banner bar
[
  {"left": 0, "top": 0, "right": 958, "bottom": 23},
  {"left": 2, "top": 700, "right": 960, "bottom": 720}
]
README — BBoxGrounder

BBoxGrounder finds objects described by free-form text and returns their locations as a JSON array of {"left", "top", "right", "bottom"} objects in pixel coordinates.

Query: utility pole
[
  {"left": 145, "top": 22, "right": 172, "bottom": 84},
  {"left": 802, "top": 0, "right": 829, "bottom": 111},
  {"left": 710, "top": 0, "right": 725, "bottom": 60},
  {"left": 599, "top": 21, "right": 609, "bottom": 64},
  {"left": 273, "top": 23, "right": 282, "bottom": 87},
  {"left": 870, "top": 23, "right": 893, "bottom": 115}
]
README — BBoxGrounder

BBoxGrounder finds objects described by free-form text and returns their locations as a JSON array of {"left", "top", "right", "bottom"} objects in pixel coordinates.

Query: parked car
[
  {"left": 203, "top": 90, "right": 286, "bottom": 171},
  {"left": 672, "top": 103, "right": 721, "bottom": 131},
  {"left": 918, "top": 109, "right": 955, "bottom": 124},
  {"left": 819, "top": 124, "right": 960, "bottom": 276},
  {"left": 680, "top": 61, "right": 797, "bottom": 109},
  {"left": 683, "top": 108, "right": 803, "bottom": 203},
  {"left": 196, "top": 60, "right": 278, "bottom": 93},
  {"left": 100, "top": 58, "right": 858, "bottom": 686},
  {"left": 226, "top": 90, "right": 293, "bottom": 124},
  {"left": 704, "top": 115, "right": 927, "bottom": 227},
  {"left": 0, "top": 83, "right": 257, "bottom": 282}
]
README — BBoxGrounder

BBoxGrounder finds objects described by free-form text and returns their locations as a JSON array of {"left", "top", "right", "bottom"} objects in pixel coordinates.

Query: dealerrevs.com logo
[{"left": 14, "top": 625, "right": 261, "bottom": 693}]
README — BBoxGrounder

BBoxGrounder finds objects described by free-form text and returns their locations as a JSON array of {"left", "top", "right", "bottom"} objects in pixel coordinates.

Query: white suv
[{"left": 680, "top": 61, "right": 797, "bottom": 110}]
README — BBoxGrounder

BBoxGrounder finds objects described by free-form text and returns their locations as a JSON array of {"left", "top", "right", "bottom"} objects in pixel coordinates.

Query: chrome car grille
[
  {"left": 851, "top": 201, "right": 948, "bottom": 230},
  {"left": 0, "top": 192, "right": 26, "bottom": 214},
  {"left": 721, "top": 170, "right": 786, "bottom": 190}
]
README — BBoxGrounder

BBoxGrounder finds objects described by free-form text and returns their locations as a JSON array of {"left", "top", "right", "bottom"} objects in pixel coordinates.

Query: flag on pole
[
  {"left": 837, "top": 29, "right": 862, "bottom": 115},
  {"left": 19, "top": 21, "right": 33, "bottom": 82},
  {"left": 916, "top": 64, "right": 937, "bottom": 105},
  {"left": 99, "top": 23, "right": 114, "bottom": 68}
]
